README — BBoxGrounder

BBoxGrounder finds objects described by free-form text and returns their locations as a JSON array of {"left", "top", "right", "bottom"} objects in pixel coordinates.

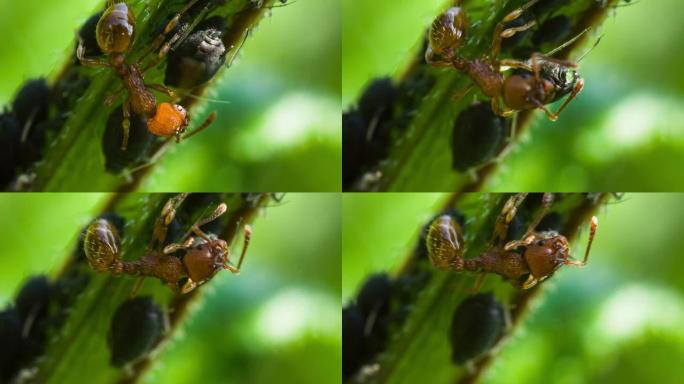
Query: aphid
[
  {"left": 356, "top": 273, "right": 392, "bottom": 320},
  {"left": 12, "top": 78, "right": 51, "bottom": 135},
  {"left": 77, "top": 0, "right": 215, "bottom": 150},
  {"left": 75, "top": 11, "right": 104, "bottom": 61},
  {"left": 358, "top": 77, "right": 397, "bottom": 125},
  {"left": 343, "top": 110, "right": 368, "bottom": 188},
  {"left": 342, "top": 305, "right": 369, "bottom": 380},
  {"left": 164, "top": 16, "right": 227, "bottom": 89},
  {"left": 108, "top": 296, "right": 166, "bottom": 367},
  {"left": 426, "top": 0, "right": 584, "bottom": 121},
  {"left": 102, "top": 105, "right": 155, "bottom": 173},
  {"left": 0, "top": 309, "right": 25, "bottom": 382},
  {"left": 0, "top": 111, "right": 21, "bottom": 185},
  {"left": 449, "top": 292, "right": 506, "bottom": 364},
  {"left": 451, "top": 102, "right": 510, "bottom": 171},
  {"left": 15, "top": 276, "right": 52, "bottom": 326},
  {"left": 84, "top": 194, "right": 252, "bottom": 293},
  {"left": 532, "top": 15, "right": 572, "bottom": 47},
  {"left": 427, "top": 193, "right": 598, "bottom": 289}
]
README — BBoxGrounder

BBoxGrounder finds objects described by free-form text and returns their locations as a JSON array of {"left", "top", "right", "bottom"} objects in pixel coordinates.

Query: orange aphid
[{"left": 147, "top": 102, "right": 188, "bottom": 138}]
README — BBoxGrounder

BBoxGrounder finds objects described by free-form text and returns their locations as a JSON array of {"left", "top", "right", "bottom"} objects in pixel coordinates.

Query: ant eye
[{"left": 536, "top": 240, "right": 545, "bottom": 246}]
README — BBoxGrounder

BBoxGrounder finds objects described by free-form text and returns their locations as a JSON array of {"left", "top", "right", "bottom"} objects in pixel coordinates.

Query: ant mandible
[
  {"left": 84, "top": 194, "right": 252, "bottom": 294},
  {"left": 77, "top": 0, "right": 216, "bottom": 150},
  {"left": 425, "top": 0, "right": 584, "bottom": 121},
  {"left": 427, "top": 193, "right": 598, "bottom": 289}
]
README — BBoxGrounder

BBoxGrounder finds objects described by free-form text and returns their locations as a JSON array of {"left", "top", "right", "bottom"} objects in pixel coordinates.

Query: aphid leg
[
  {"left": 565, "top": 216, "right": 598, "bottom": 266},
  {"left": 470, "top": 274, "right": 486, "bottom": 294},
  {"left": 146, "top": 83, "right": 177, "bottom": 100},
  {"left": 76, "top": 37, "right": 109, "bottom": 67},
  {"left": 130, "top": 277, "right": 145, "bottom": 298},
  {"left": 181, "top": 111, "right": 217, "bottom": 141},
  {"left": 451, "top": 84, "right": 473, "bottom": 102},
  {"left": 104, "top": 87, "right": 126, "bottom": 107},
  {"left": 225, "top": 225, "right": 252, "bottom": 273},
  {"left": 490, "top": 0, "right": 541, "bottom": 65},
  {"left": 121, "top": 99, "right": 132, "bottom": 151},
  {"left": 491, "top": 193, "right": 528, "bottom": 246}
]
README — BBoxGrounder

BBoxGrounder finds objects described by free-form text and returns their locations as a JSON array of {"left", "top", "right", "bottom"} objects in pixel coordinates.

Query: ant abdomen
[
  {"left": 96, "top": 2, "right": 136, "bottom": 54},
  {"left": 426, "top": 215, "right": 464, "bottom": 270},
  {"left": 83, "top": 218, "right": 122, "bottom": 273},
  {"left": 427, "top": 7, "right": 469, "bottom": 62}
]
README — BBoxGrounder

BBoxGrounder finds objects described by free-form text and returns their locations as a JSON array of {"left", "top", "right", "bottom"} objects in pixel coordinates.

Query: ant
[
  {"left": 425, "top": 0, "right": 584, "bottom": 121},
  {"left": 426, "top": 193, "right": 598, "bottom": 289},
  {"left": 77, "top": 0, "right": 216, "bottom": 150},
  {"left": 83, "top": 194, "right": 252, "bottom": 294}
]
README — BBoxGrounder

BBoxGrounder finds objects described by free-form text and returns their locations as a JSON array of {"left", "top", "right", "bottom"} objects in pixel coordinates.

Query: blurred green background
[
  {"left": 0, "top": 193, "right": 341, "bottom": 383},
  {"left": 343, "top": 193, "right": 684, "bottom": 384},
  {"left": 343, "top": 0, "right": 684, "bottom": 191},
  {"left": 0, "top": 0, "right": 340, "bottom": 191}
]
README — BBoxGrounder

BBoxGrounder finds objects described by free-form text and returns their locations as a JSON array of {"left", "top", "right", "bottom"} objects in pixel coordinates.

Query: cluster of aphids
[
  {"left": 342, "top": 69, "right": 437, "bottom": 190},
  {"left": 427, "top": 0, "right": 596, "bottom": 172},
  {"left": 0, "top": 78, "right": 64, "bottom": 190},
  {"left": 0, "top": 268, "right": 92, "bottom": 382}
]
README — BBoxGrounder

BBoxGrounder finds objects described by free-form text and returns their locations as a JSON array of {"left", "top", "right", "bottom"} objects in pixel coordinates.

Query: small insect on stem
[
  {"left": 83, "top": 194, "right": 252, "bottom": 294},
  {"left": 425, "top": 0, "right": 586, "bottom": 121},
  {"left": 427, "top": 193, "right": 598, "bottom": 289}
]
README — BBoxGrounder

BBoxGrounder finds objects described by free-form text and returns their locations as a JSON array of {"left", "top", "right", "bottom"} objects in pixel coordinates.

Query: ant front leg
[
  {"left": 490, "top": 97, "right": 515, "bottom": 118},
  {"left": 547, "top": 77, "right": 584, "bottom": 121},
  {"left": 225, "top": 225, "right": 252, "bottom": 274},
  {"left": 147, "top": 83, "right": 178, "bottom": 100},
  {"left": 504, "top": 193, "right": 554, "bottom": 250},
  {"left": 181, "top": 111, "right": 217, "bottom": 141},
  {"left": 490, "top": 0, "right": 541, "bottom": 67}
]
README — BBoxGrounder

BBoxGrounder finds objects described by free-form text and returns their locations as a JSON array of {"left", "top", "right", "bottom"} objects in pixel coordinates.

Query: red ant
[
  {"left": 426, "top": 193, "right": 598, "bottom": 289},
  {"left": 77, "top": 0, "right": 216, "bottom": 150},
  {"left": 83, "top": 194, "right": 252, "bottom": 294},
  {"left": 425, "top": 0, "right": 584, "bottom": 121}
]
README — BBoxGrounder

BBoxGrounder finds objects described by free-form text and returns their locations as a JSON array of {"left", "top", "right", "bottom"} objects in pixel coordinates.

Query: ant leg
[
  {"left": 565, "top": 216, "right": 598, "bottom": 266},
  {"left": 224, "top": 225, "right": 252, "bottom": 274},
  {"left": 490, "top": 0, "right": 541, "bottom": 66},
  {"left": 470, "top": 274, "right": 486, "bottom": 294},
  {"left": 498, "top": 59, "right": 534, "bottom": 72},
  {"left": 548, "top": 78, "right": 584, "bottom": 121},
  {"left": 490, "top": 97, "right": 515, "bottom": 118},
  {"left": 183, "top": 202, "right": 228, "bottom": 242},
  {"left": 181, "top": 111, "right": 217, "bottom": 141},
  {"left": 150, "top": 193, "right": 188, "bottom": 251},
  {"left": 121, "top": 99, "right": 132, "bottom": 151},
  {"left": 491, "top": 193, "right": 528, "bottom": 246},
  {"left": 163, "top": 236, "right": 195, "bottom": 254},
  {"left": 130, "top": 277, "right": 145, "bottom": 298},
  {"left": 76, "top": 38, "right": 109, "bottom": 67}
]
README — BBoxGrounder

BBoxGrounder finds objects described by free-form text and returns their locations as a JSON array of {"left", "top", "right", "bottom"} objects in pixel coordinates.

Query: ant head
[
  {"left": 427, "top": 7, "right": 469, "bottom": 63},
  {"left": 426, "top": 214, "right": 465, "bottom": 270},
  {"left": 523, "top": 233, "right": 570, "bottom": 281},
  {"left": 183, "top": 238, "right": 229, "bottom": 285},
  {"left": 147, "top": 103, "right": 188, "bottom": 137},
  {"left": 502, "top": 72, "right": 556, "bottom": 110},
  {"left": 96, "top": 2, "right": 135, "bottom": 54}
]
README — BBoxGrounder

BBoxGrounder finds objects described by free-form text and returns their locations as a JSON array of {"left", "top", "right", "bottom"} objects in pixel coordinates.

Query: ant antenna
[
  {"left": 581, "top": 216, "right": 598, "bottom": 264},
  {"left": 235, "top": 224, "right": 252, "bottom": 270},
  {"left": 575, "top": 35, "right": 603, "bottom": 63},
  {"left": 183, "top": 93, "right": 232, "bottom": 104},
  {"left": 545, "top": 27, "right": 591, "bottom": 57}
]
